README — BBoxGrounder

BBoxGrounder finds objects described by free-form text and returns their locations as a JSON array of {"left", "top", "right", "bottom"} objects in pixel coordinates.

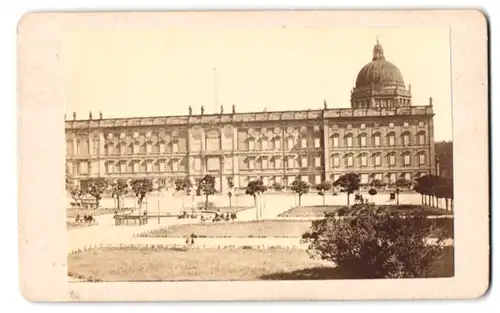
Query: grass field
[
  {"left": 146, "top": 220, "right": 313, "bottom": 238},
  {"left": 145, "top": 217, "right": 453, "bottom": 239},
  {"left": 67, "top": 246, "right": 454, "bottom": 281},
  {"left": 279, "top": 205, "right": 450, "bottom": 218}
]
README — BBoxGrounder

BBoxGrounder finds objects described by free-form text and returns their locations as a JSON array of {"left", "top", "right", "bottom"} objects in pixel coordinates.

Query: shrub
[{"left": 302, "top": 203, "right": 450, "bottom": 279}]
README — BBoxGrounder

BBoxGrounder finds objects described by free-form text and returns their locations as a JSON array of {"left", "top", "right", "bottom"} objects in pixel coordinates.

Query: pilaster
[{"left": 322, "top": 120, "right": 330, "bottom": 181}]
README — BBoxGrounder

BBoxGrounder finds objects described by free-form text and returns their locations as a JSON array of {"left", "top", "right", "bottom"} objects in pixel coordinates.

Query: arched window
[
  {"left": 417, "top": 131, "right": 426, "bottom": 145},
  {"left": 287, "top": 137, "right": 295, "bottom": 150},
  {"left": 247, "top": 137, "right": 255, "bottom": 150},
  {"left": 260, "top": 137, "right": 268, "bottom": 150},
  {"left": 127, "top": 143, "right": 134, "bottom": 155},
  {"left": 345, "top": 133, "right": 353, "bottom": 147},
  {"left": 402, "top": 131, "right": 411, "bottom": 146},
  {"left": 104, "top": 144, "right": 110, "bottom": 156},
  {"left": 331, "top": 133, "right": 340, "bottom": 148},
  {"left": 345, "top": 153, "right": 354, "bottom": 167},
  {"left": 115, "top": 144, "right": 122, "bottom": 155},
  {"left": 331, "top": 154, "right": 340, "bottom": 168},
  {"left": 273, "top": 136, "right": 281, "bottom": 150},
  {"left": 128, "top": 162, "right": 134, "bottom": 173},
  {"left": 359, "top": 133, "right": 367, "bottom": 147},
  {"left": 387, "top": 132, "right": 396, "bottom": 146},
  {"left": 373, "top": 132, "right": 381, "bottom": 147}
]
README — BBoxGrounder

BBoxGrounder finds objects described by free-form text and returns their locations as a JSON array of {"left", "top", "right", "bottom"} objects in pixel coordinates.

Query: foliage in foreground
[{"left": 302, "top": 203, "right": 451, "bottom": 279}]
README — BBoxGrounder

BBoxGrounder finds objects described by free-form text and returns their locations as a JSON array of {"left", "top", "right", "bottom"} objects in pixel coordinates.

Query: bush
[{"left": 302, "top": 203, "right": 450, "bottom": 279}]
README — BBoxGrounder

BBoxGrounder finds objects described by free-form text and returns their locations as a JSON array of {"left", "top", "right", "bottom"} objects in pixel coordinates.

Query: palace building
[{"left": 65, "top": 40, "right": 436, "bottom": 192}]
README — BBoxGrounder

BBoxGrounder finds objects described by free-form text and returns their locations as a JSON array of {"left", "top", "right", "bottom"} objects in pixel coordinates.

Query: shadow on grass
[{"left": 259, "top": 246, "right": 454, "bottom": 280}]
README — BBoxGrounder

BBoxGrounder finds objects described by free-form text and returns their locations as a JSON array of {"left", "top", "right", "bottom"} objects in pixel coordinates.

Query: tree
[
  {"left": 395, "top": 178, "right": 411, "bottom": 205},
  {"left": 368, "top": 187, "right": 377, "bottom": 202},
  {"left": 246, "top": 178, "right": 267, "bottom": 219},
  {"left": 110, "top": 179, "right": 129, "bottom": 210},
  {"left": 87, "top": 178, "right": 109, "bottom": 208},
  {"left": 175, "top": 176, "right": 193, "bottom": 194},
  {"left": 197, "top": 175, "right": 217, "bottom": 209},
  {"left": 227, "top": 176, "right": 235, "bottom": 208},
  {"left": 291, "top": 177, "right": 310, "bottom": 207},
  {"left": 65, "top": 167, "right": 83, "bottom": 206},
  {"left": 246, "top": 178, "right": 267, "bottom": 206},
  {"left": 301, "top": 203, "right": 450, "bottom": 278},
  {"left": 130, "top": 178, "right": 154, "bottom": 211},
  {"left": 333, "top": 173, "right": 360, "bottom": 206},
  {"left": 316, "top": 181, "right": 332, "bottom": 206}
]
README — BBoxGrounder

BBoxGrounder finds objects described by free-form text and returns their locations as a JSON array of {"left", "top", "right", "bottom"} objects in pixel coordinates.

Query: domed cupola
[{"left": 350, "top": 39, "right": 412, "bottom": 109}]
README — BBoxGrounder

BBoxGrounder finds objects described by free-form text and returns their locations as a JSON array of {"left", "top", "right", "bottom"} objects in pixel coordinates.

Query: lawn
[
  {"left": 144, "top": 218, "right": 453, "bottom": 239},
  {"left": 279, "top": 205, "right": 450, "bottom": 218},
  {"left": 67, "top": 246, "right": 454, "bottom": 281},
  {"left": 66, "top": 207, "right": 126, "bottom": 218},
  {"left": 145, "top": 220, "right": 313, "bottom": 238}
]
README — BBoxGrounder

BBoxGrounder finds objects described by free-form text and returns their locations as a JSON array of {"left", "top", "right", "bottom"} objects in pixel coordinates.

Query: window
[
  {"left": 315, "top": 156, "right": 321, "bottom": 167},
  {"left": 389, "top": 122, "right": 395, "bottom": 128},
  {"left": 288, "top": 157, "right": 295, "bottom": 169},
  {"left": 106, "top": 162, "right": 114, "bottom": 174},
  {"left": 172, "top": 141, "right": 179, "bottom": 153},
  {"left": 360, "top": 135, "right": 367, "bottom": 147},
  {"left": 361, "top": 174, "right": 369, "bottom": 184},
  {"left": 140, "top": 162, "right": 147, "bottom": 173},
  {"left": 361, "top": 123, "right": 366, "bottom": 129},
  {"left": 146, "top": 161, "right": 153, "bottom": 172},
  {"left": 159, "top": 142, "right": 165, "bottom": 153},
  {"left": 374, "top": 134, "right": 381, "bottom": 147},
  {"left": 274, "top": 138, "right": 281, "bottom": 149},
  {"left": 332, "top": 135, "right": 339, "bottom": 147},
  {"left": 92, "top": 140, "right": 99, "bottom": 155},
  {"left": 403, "top": 121, "right": 410, "bottom": 127},
  {"left": 346, "top": 155, "right": 354, "bottom": 167},
  {"left": 262, "top": 158, "right": 268, "bottom": 169},
  {"left": 374, "top": 154, "right": 382, "bottom": 166},
  {"left": 288, "top": 138, "right": 294, "bottom": 149},
  {"left": 347, "top": 124, "right": 352, "bottom": 129},
  {"left": 418, "top": 121, "right": 425, "bottom": 127},
  {"left": 333, "top": 155, "right": 340, "bottom": 167},
  {"left": 261, "top": 139, "right": 268, "bottom": 150},
  {"left": 346, "top": 135, "right": 353, "bottom": 147},
  {"left": 403, "top": 133, "right": 410, "bottom": 146},
  {"left": 172, "top": 160, "right": 179, "bottom": 171},
  {"left": 314, "top": 137, "right": 321, "bottom": 148},
  {"left": 262, "top": 176, "right": 269, "bottom": 186},
  {"left": 404, "top": 172, "right": 411, "bottom": 181},
  {"left": 315, "top": 175, "right": 322, "bottom": 184},
  {"left": 301, "top": 175, "right": 308, "bottom": 182},
  {"left": 275, "top": 157, "right": 282, "bottom": 168},
  {"left": 194, "top": 158, "right": 201, "bottom": 171},
  {"left": 419, "top": 154, "right": 426, "bottom": 165},
  {"left": 388, "top": 134, "right": 395, "bottom": 146},
  {"left": 418, "top": 133, "right": 425, "bottom": 145},
  {"left": 389, "top": 154, "right": 396, "bottom": 166},
  {"left": 389, "top": 173, "right": 397, "bottom": 184},
  {"left": 301, "top": 138, "right": 307, "bottom": 148},
  {"left": 248, "top": 158, "right": 255, "bottom": 169},
  {"left": 248, "top": 139, "right": 255, "bottom": 150},
  {"left": 275, "top": 176, "right": 282, "bottom": 184},
  {"left": 141, "top": 143, "right": 147, "bottom": 154},
  {"left": 403, "top": 154, "right": 411, "bottom": 166},
  {"left": 301, "top": 156, "right": 308, "bottom": 168},
  {"left": 128, "top": 162, "right": 134, "bottom": 173},
  {"left": 361, "top": 154, "right": 367, "bottom": 167}
]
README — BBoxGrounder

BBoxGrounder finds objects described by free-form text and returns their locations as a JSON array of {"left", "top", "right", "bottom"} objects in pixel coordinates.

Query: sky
[{"left": 63, "top": 27, "right": 452, "bottom": 141}]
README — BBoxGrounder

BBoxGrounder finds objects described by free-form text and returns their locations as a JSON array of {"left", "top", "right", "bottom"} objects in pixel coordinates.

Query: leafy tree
[
  {"left": 302, "top": 203, "right": 450, "bottom": 278},
  {"left": 175, "top": 176, "right": 193, "bottom": 194},
  {"left": 87, "top": 178, "right": 109, "bottom": 208},
  {"left": 316, "top": 181, "right": 332, "bottom": 206},
  {"left": 246, "top": 178, "right": 267, "bottom": 206},
  {"left": 368, "top": 187, "right": 377, "bottom": 202},
  {"left": 291, "top": 177, "right": 310, "bottom": 207},
  {"left": 333, "top": 173, "right": 360, "bottom": 206},
  {"left": 197, "top": 175, "right": 217, "bottom": 209},
  {"left": 226, "top": 176, "right": 235, "bottom": 207},
  {"left": 130, "top": 178, "right": 154, "bottom": 211},
  {"left": 110, "top": 179, "right": 129, "bottom": 210}
]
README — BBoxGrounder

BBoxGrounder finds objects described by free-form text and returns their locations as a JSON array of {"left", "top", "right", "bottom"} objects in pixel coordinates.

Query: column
[
  {"left": 98, "top": 132, "right": 106, "bottom": 177},
  {"left": 187, "top": 126, "right": 193, "bottom": 177},
  {"left": 232, "top": 126, "right": 240, "bottom": 188},
  {"left": 428, "top": 117, "right": 436, "bottom": 174},
  {"left": 322, "top": 121, "right": 330, "bottom": 181}
]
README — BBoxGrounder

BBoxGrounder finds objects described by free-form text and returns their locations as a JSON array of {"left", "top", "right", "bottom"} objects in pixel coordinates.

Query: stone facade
[
  {"left": 65, "top": 40, "right": 436, "bottom": 192},
  {"left": 65, "top": 106, "right": 435, "bottom": 192}
]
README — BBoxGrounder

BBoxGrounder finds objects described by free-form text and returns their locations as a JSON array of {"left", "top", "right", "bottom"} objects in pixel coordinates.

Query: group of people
[
  {"left": 207, "top": 211, "right": 238, "bottom": 222},
  {"left": 74, "top": 213, "right": 96, "bottom": 225}
]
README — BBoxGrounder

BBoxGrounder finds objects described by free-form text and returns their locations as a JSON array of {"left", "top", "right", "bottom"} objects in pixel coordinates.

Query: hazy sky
[{"left": 63, "top": 27, "right": 452, "bottom": 140}]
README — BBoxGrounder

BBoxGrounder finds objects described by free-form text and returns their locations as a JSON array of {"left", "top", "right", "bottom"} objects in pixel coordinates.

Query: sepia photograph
[{"left": 17, "top": 10, "right": 488, "bottom": 301}]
